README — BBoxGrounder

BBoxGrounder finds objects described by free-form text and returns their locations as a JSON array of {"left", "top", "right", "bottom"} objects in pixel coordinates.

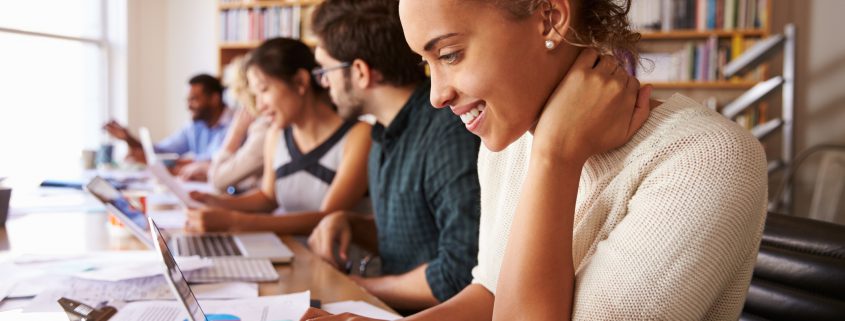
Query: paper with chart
[
  {"left": 110, "top": 291, "right": 311, "bottom": 321},
  {"left": 23, "top": 276, "right": 258, "bottom": 313}
]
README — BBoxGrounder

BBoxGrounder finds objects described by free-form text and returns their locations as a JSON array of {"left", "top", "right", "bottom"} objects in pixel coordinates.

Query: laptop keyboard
[
  {"left": 174, "top": 235, "right": 243, "bottom": 257},
  {"left": 184, "top": 258, "right": 279, "bottom": 283}
]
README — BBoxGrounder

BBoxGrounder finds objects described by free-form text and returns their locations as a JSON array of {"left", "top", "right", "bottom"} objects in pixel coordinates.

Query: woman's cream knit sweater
[{"left": 473, "top": 94, "right": 768, "bottom": 320}]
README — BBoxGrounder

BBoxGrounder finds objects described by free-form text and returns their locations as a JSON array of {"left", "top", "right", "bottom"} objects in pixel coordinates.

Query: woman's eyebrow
[{"left": 424, "top": 33, "right": 460, "bottom": 52}]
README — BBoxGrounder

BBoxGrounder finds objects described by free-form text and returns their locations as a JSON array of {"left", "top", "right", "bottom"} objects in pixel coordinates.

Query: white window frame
[{"left": 0, "top": 0, "right": 113, "bottom": 125}]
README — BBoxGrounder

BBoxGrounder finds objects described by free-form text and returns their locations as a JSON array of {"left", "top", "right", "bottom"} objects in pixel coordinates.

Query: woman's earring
[{"left": 545, "top": 40, "right": 555, "bottom": 50}]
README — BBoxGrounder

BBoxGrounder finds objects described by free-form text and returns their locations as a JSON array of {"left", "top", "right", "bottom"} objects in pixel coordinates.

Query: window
[{"left": 0, "top": 0, "right": 108, "bottom": 180}]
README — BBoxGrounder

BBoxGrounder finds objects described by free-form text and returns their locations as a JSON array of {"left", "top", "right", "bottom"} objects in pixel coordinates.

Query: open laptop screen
[
  {"left": 86, "top": 176, "right": 148, "bottom": 231},
  {"left": 149, "top": 218, "right": 207, "bottom": 321}
]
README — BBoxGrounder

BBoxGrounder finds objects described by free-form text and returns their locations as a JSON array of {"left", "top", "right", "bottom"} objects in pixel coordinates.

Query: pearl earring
[{"left": 545, "top": 40, "right": 555, "bottom": 50}]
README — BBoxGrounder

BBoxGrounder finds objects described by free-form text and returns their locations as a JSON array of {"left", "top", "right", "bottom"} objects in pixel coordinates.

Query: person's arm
[
  {"left": 193, "top": 123, "right": 373, "bottom": 234},
  {"left": 299, "top": 284, "right": 494, "bottom": 321},
  {"left": 188, "top": 125, "right": 281, "bottom": 213},
  {"left": 191, "top": 189, "right": 277, "bottom": 213},
  {"left": 208, "top": 116, "right": 268, "bottom": 191},
  {"left": 103, "top": 120, "right": 142, "bottom": 148},
  {"left": 103, "top": 120, "right": 144, "bottom": 160},
  {"left": 413, "top": 119, "right": 482, "bottom": 306},
  {"left": 355, "top": 119, "right": 482, "bottom": 311},
  {"left": 154, "top": 125, "right": 191, "bottom": 155},
  {"left": 177, "top": 160, "right": 211, "bottom": 181},
  {"left": 493, "top": 50, "right": 651, "bottom": 321},
  {"left": 239, "top": 122, "right": 373, "bottom": 234},
  {"left": 315, "top": 122, "right": 372, "bottom": 216},
  {"left": 353, "top": 264, "right": 438, "bottom": 310}
]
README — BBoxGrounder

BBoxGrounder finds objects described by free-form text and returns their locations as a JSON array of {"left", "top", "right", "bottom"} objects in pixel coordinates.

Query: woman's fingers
[{"left": 627, "top": 83, "right": 653, "bottom": 139}]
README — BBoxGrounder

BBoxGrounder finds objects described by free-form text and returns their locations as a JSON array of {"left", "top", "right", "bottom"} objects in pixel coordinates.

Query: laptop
[
  {"left": 139, "top": 127, "right": 205, "bottom": 209},
  {"left": 85, "top": 176, "right": 294, "bottom": 264},
  {"left": 150, "top": 217, "right": 240, "bottom": 321}
]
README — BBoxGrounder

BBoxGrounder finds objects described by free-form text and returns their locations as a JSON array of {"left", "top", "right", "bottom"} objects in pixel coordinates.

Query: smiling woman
[{"left": 394, "top": 0, "right": 766, "bottom": 320}]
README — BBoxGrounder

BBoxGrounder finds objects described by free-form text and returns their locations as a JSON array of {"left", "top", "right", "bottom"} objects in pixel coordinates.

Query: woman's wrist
[{"left": 530, "top": 137, "right": 590, "bottom": 167}]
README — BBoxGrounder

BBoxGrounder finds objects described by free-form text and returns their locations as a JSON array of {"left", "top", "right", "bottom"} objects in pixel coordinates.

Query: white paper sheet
[
  {"left": 9, "top": 252, "right": 210, "bottom": 282},
  {"left": 0, "top": 279, "right": 13, "bottom": 302},
  {"left": 0, "top": 262, "right": 59, "bottom": 299},
  {"left": 146, "top": 209, "right": 187, "bottom": 229},
  {"left": 189, "top": 282, "right": 258, "bottom": 300},
  {"left": 73, "top": 255, "right": 212, "bottom": 282},
  {"left": 323, "top": 301, "right": 402, "bottom": 320},
  {"left": 110, "top": 291, "right": 310, "bottom": 321},
  {"left": 147, "top": 163, "right": 204, "bottom": 209},
  {"left": 24, "top": 276, "right": 258, "bottom": 313}
]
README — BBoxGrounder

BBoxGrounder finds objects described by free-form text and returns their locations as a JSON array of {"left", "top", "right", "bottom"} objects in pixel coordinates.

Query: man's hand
[
  {"left": 103, "top": 120, "right": 131, "bottom": 141},
  {"left": 185, "top": 207, "right": 241, "bottom": 232},
  {"left": 308, "top": 211, "right": 353, "bottom": 269},
  {"left": 299, "top": 308, "right": 386, "bottom": 321},
  {"left": 178, "top": 161, "right": 210, "bottom": 181}
]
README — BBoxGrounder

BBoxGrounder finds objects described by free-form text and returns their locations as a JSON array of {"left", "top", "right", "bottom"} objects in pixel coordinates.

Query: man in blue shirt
[{"left": 104, "top": 74, "right": 231, "bottom": 180}]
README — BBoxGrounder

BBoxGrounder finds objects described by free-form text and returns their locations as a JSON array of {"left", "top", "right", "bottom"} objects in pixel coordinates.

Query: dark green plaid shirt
[{"left": 369, "top": 81, "right": 481, "bottom": 302}]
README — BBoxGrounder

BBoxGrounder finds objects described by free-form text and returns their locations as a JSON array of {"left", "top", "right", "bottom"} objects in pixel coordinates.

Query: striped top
[{"left": 272, "top": 120, "right": 366, "bottom": 214}]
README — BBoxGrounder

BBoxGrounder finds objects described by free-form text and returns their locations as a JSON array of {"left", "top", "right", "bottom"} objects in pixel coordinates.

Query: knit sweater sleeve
[
  {"left": 571, "top": 121, "right": 768, "bottom": 320},
  {"left": 208, "top": 119, "right": 269, "bottom": 191}
]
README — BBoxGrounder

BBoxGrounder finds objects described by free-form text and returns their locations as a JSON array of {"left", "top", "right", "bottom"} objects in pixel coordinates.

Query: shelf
[
  {"left": 640, "top": 29, "right": 767, "bottom": 40},
  {"left": 220, "top": 42, "right": 261, "bottom": 49},
  {"left": 219, "top": 38, "right": 318, "bottom": 50},
  {"left": 647, "top": 81, "right": 758, "bottom": 90},
  {"left": 219, "top": 0, "right": 322, "bottom": 10}
]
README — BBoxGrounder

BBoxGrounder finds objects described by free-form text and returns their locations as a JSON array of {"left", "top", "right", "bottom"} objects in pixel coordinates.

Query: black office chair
[{"left": 740, "top": 212, "right": 845, "bottom": 321}]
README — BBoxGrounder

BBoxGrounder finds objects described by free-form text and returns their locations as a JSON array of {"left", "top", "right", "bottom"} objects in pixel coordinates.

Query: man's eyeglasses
[{"left": 311, "top": 62, "right": 351, "bottom": 87}]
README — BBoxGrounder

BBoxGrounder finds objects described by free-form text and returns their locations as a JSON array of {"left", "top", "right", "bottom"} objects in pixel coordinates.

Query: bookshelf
[
  {"left": 631, "top": 0, "right": 794, "bottom": 176},
  {"left": 630, "top": 0, "right": 772, "bottom": 131},
  {"left": 217, "top": 0, "right": 323, "bottom": 76}
]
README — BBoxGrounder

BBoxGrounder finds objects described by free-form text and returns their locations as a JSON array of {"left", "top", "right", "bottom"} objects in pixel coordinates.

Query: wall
[{"left": 125, "top": 0, "right": 217, "bottom": 142}]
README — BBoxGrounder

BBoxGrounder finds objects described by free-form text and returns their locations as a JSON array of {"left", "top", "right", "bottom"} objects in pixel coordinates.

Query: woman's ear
[
  {"left": 294, "top": 68, "right": 310, "bottom": 95},
  {"left": 540, "top": 0, "right": 572, "bottom": 49}
]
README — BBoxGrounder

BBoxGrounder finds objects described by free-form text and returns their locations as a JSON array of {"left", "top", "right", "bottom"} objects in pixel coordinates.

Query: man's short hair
[
  {"left": 189, "top": 74, "right": 224, "bottom": 97},
  {"left": 312, "top": 0, "right": 426, "bottom": 87}
]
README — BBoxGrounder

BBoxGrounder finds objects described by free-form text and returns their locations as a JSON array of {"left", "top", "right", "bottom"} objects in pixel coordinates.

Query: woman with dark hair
[
  {"left": 188, "top": 38, "right": 372, "bottom": 236},
  {"left": 302, "top": 0, "right": 767, "bottom": 320}
]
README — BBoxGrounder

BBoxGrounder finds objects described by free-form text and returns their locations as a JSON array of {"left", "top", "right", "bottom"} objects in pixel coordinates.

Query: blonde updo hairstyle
[{"left": 223, "top": 54, "right": 258, "bottom": 115}]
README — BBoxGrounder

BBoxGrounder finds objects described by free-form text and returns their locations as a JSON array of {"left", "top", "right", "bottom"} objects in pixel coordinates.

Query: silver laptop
[
  {"left": 150, "top": 217, "right": 229, "bottom": 321},
  {"left": 85, "top": 176, "right": 294, "bottom": 263}
]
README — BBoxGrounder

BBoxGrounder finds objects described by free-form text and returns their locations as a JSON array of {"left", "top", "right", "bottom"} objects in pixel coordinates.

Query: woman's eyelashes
[{"left": 438, "top": 51, "right": 462, "bottom": 65}]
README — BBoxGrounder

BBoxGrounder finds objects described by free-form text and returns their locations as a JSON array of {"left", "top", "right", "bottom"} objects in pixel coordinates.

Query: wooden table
[{"left": 0, "top": 211, "right": 394, "bottom": 313}]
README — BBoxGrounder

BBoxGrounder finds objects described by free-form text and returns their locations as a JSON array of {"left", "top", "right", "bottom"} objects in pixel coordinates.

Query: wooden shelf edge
[
  {"left": 220, "top": 42, "right": 261, "bottom": 49},
  {"left": 219, "top": 0, "right": 322, "bottom": 10},
  {"left": 646, "top": 81, "right": 758, "bottom": 89},
  {"left": 219, "top": 38, "right": 317, "bottom": 50},
  {"left": 640, "top": 29, "right": 767, "bottom": 40}
]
